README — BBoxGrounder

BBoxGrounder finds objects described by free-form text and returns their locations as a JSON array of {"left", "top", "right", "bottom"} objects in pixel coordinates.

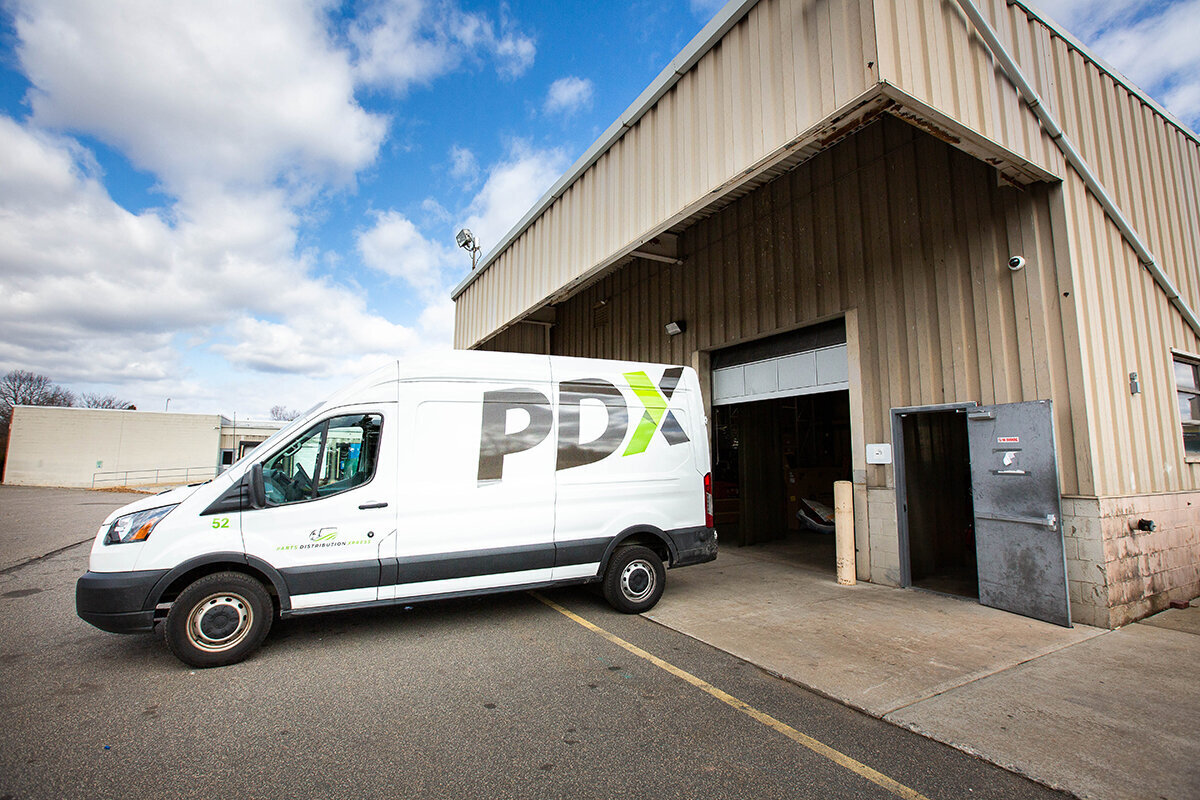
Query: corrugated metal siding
[
  {"left": 454, "top": 0, "right": 879, "bottom": 349},
  {"left": 874, "top": 0, "right": 1065, "bottom": 177},
  {"left": 528, "top": 118, "right": 1084, "bottom": 494},
  {"left": 875, "top": 0, "right": 1200, "bottom": 495},
  {"left": 477, "top": 322, "right": 549, "bottom": 355}
]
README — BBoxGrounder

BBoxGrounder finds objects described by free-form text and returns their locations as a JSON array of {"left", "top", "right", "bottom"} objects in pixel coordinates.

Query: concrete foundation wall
[
  {"left": 1097, "top": 493, "right": 1199, "bottom": 626},
  {"left": 866, "top": 488, "right": 901, "bottom": 587},
  {"left": 1051, "top": 493, "right": 1199, "bottom": 628},
  {"left": 1060, "top": 498, "right": 1111, "bottom": 628}
]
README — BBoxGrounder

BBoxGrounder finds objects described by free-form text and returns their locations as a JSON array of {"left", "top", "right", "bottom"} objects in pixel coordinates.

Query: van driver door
[{"left": 240, "top": 405, "right": 397, "bottom": 610}]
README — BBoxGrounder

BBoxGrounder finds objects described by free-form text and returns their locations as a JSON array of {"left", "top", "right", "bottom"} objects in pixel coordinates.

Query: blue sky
[{"left": 0, "top": 0, "right": 1197, "bottom": 418}]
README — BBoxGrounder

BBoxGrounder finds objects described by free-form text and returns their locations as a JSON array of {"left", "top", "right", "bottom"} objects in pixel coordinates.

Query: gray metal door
[{"left": 967, "top": 401, "right": 1071, "bottom": 626}]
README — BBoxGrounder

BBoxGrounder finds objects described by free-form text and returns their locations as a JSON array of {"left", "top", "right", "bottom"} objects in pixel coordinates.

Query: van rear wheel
[
  {"left": 165, "top": 572, "right": 273, "bottom": 668},
  {"left": 603, "top": 546, "right": 665, "bottom": 613}
]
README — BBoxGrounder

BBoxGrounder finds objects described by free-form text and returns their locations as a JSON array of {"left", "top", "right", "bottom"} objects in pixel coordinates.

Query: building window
[{"left": 1175, "top": 354, "right": 1200, "bottom": 459}]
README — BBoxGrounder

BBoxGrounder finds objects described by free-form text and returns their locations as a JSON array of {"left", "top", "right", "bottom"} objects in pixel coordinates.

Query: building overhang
[{"left": 464, "top": 87, "right": 1062, "bottom": 350}]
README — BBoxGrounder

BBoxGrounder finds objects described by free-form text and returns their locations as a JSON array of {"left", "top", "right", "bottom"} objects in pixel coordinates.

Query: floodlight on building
[
  {"left": 456, "top": 228, "right": 481, "bottom": 270},
  {"left": 665, "top": 320, "right": 686, "bottom": 336}
]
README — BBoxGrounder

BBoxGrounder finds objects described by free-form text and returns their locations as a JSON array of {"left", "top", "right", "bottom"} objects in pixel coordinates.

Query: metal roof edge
[
  {"left": 450, "top": 0, "right": 762, "bottom": 301},
  {"left": 458, "top": 86, "right": 890, "bottom": 349},
  {"left": 451, "top": 0, "right": 1200, "bottom": 304},
  {"left": 1011, "top": 0, "right": 1200, "bottom": 147}
]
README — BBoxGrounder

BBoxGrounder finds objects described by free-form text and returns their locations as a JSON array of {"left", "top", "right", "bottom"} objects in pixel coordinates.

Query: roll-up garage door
[{"left": 711, "top": 321, "right": 848, "bottom": 406}]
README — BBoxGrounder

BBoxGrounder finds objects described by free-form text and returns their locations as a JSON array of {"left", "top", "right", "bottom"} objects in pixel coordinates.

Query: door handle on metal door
[
  {"left": 358, "top": 502, "right": 389, "bottom": 510},
  {"left": 977, "top": 512, "right": 1058, "bottom": 531}
]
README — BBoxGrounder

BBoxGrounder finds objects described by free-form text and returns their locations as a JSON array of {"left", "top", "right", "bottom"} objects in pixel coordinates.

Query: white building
[{"left": 3, "top": 406, "right": 283, "bottom": 488}]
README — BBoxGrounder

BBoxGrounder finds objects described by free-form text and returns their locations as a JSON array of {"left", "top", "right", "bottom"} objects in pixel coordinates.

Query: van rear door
[{"left": 551, "top": 359, "right": 704, "bottom": 575}]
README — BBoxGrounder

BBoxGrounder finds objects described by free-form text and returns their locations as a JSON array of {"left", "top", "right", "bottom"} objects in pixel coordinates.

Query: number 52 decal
[{"left": 211, "top": 517, "right": 231, "bottom": 529}]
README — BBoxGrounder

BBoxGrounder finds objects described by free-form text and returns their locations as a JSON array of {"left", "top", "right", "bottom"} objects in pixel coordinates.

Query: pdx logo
[{"left": 477, "top": 368, "right": 690, "bottom": 483}]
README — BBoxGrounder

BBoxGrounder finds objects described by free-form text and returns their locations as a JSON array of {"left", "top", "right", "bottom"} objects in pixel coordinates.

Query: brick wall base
[{"left": 1062, "top": 492, "right": 1200, "bottom": 628}]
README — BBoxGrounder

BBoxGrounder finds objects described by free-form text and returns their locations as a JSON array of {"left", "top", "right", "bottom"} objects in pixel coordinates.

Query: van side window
[{"left": 261, "top": 414, "right": 382, "bottom": 505}]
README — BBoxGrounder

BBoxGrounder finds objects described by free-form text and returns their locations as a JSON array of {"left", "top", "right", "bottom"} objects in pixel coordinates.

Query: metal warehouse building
[{"left": 452, "top": 0, "right": 1200, "bottom": 628}]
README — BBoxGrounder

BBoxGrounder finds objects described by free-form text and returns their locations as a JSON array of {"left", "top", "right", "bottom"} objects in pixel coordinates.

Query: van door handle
[{"left": 358, "top": 502, "right": 389, "bottom": 510}]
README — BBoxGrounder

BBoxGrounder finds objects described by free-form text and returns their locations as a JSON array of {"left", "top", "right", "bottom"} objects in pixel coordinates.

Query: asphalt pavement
[
  {"left": 0, "top": 485, "right": 145, "bottom": 571},
  {"left": 0, "top": 486, "right": 1065, "bottom": 800}
]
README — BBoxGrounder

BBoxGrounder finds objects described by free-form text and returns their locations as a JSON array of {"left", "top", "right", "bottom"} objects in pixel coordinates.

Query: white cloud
[
  {"left": 448, "top": 145, "right": 479, "bottom": 183},
  {"left": 212, "top": 311, "right": 418, "bottom": 376},
  {"left": 0, "top": 0, "right": 551, "bottom": 414},
  {"left": 354, "top": 210, "right": 466, "bottom": 352},
  {"left": 353, "top": 141, "right": 569, "bottom": 349},
  {"left": 420, "top": 196, "right": 453, "bottom": 225},
  {"left": 357, "top": 210, "right": 457, "bottom": 300},
  {"left": 1033, "top": 0, "right": 1200, "bottom": 128},
  {"left": 418, "top": 298, "right": 457, "bottom": 344},
  {"left": 0, "top": 0, "right": 482, "bottom": 415},
  {"left": 462, "top": 141, "right": 571, "bottom": 259},
  {"left": 1033, "top": 0, "right": 1139, "bottom": 39},
  {"left": 14, "top": 0, "right": 387, "bottom": 196},
  {"left": 351, "top": 0, "right": 536, "bottom": 92},
  {"left": 544, "top": 76, "right": 595, "bottom": 116},
  {"left": 0, "top": 116, "right": 423, "bottom": 413},
  {"left": 689, "top": 0, "right": 728, "bottom": 18}
]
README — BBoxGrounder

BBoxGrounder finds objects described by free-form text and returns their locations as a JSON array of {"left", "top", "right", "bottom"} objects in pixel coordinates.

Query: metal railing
[{"left": 91, "top": 465, "right": 218, "bottom": 489}]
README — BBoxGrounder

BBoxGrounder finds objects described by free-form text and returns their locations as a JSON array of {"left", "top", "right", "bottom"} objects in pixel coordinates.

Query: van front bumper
[
  {"left": 667, "top": 526, "right": 718, "bottom": 567},
  {"left": 76, "top": 569, "right": 169, "bottom": 634}
]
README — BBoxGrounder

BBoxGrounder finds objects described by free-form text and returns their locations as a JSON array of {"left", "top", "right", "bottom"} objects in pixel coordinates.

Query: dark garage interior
[
  {"left": 899, "top": 409, "right": 978, "bottom": 598},
  {"left": 712, "top": 390, "right": 851, "bottom": 571}
]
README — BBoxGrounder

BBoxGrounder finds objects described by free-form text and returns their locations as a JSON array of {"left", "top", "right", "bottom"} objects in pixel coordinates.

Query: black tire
[
  {"left": 165, "top": 572, "right": 273, "bottom": 668},
  {"left": 602, "top": 545, "right": 666, "bottom": 613}
]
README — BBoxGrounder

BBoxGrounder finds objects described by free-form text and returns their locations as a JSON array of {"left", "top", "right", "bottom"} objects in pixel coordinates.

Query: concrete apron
[{"left": 647, "top": 543, "right": 1200, "bottom": 800}]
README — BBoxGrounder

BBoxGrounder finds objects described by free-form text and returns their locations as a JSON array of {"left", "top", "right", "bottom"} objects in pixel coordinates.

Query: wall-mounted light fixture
[
  {"left": 456, "top": 228, "right": 481, "bottom": 269},
  {"left": 1129, "top": 371, "right": 1140, "bottom": 395},
  {"left": 665, "top": 320, "right": 686, "bottom": 336}
]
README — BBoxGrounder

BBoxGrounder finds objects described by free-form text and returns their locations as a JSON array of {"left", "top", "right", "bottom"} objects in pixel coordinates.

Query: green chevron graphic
[{"left": 623, "top": 371, "right": 666, "bottom": 456}]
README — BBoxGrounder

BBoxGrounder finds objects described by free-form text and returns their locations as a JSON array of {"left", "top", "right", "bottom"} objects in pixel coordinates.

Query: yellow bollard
[{"left": 834, "top": 480, "right": 855, "bottom": 585}]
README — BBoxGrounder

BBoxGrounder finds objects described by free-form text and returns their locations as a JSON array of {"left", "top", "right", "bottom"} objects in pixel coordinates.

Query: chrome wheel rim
[
  {"left": 620, "top": 559, "right": 657, "bottom": 603},
  {"left": 186, "top": 592, "right": 252, "bottom": 653}
]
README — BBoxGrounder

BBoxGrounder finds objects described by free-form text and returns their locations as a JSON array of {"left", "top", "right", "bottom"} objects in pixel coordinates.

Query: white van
[{"left": 76, "top": 352, "right": 717, "bottom": 667}]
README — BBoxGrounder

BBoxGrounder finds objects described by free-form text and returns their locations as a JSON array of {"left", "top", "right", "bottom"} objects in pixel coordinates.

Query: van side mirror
[{"left": 248, "top": 463, "right": 267, "bottom": 509}]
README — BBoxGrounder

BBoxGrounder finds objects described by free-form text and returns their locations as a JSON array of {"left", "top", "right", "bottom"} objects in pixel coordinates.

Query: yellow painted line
[{"left": 534, "top": 593, "right": 932, "bottom": 800}]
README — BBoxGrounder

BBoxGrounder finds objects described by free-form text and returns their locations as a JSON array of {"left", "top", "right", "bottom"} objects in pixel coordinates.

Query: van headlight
[{"left": 104, "top": 505, "right": 177, "bottom": 545}]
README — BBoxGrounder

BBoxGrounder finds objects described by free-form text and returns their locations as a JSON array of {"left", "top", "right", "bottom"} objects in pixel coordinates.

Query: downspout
[{"left": 954, "top": 0, "right": 1200, "bottom": 340}]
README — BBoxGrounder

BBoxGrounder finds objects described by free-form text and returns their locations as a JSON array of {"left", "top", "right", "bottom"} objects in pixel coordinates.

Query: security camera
[{"left": 1008, "top": 256, "right": 1026, "bottom": 271}]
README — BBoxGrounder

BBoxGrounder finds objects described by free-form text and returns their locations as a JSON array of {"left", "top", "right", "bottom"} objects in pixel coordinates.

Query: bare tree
[
  {"left": 80, "top": 392, "right": 135, "bottom": 410},
  {"left": 1, "top": 371, "right": 76, "bottom": 474},
  {"left": 269, "top": 405, "right": 300, "bottom": 421},
  {"left": 0, "top": 370, "right": 75, "bottom": 425}
]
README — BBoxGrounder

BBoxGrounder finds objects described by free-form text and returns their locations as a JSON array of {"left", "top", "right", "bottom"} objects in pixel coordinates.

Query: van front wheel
[
  {"left": 165, "top": 572, "right": 273, "bottom": 668},
  {"left": 603, "top": 546, "right": 665, "bottom": 613}
]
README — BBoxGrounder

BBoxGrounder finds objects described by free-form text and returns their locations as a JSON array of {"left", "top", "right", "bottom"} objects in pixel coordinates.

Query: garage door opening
[
  {"left": 896, "top": 407, "right": 978, "bottom": 598},
  {"left": 710, "top": 321, "right": 851, "bottom": 572},
  {"left": 712, "top": 390, "right": 851, "bottom": 570}
]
